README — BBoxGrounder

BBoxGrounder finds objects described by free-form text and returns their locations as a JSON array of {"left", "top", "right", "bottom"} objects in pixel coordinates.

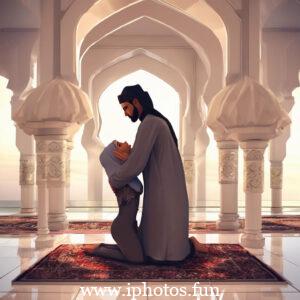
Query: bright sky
[
  {"left": 98, "top": 70, "right": 180, "bottom": 146},
  {"left": 0, "top": 74, "right": 300, "bottom": 206},
  {"left": 0, "top": 77, "right": 20, "bottom": 200}
]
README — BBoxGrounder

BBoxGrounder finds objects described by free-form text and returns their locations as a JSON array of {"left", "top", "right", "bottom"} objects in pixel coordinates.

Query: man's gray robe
[{"left": 110, "top": 115, "right": 191, "bottom": 261}]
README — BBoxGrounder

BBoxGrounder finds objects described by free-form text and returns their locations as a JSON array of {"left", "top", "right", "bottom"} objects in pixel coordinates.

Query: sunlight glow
[
  {"left": 99, "top": 70, "right": 180, "bottom": 203},
  {"left": 99, "top": 70, "right": 180, "bottom": 146},
  {"left": 0, "top": 76, "right": 20, "bottom": 201}
]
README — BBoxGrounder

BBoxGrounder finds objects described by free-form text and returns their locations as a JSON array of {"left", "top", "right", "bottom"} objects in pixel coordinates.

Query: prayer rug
[
  {"left": 190, "top": 215, "right": 300, "bottom": 233},
  {"left": 13, "top": 242, "right": 286, "bottom": 283},
  {"left": 1, "top": 215, "right": 300, "bottom": 235},
  {"left": 0, "top": 216, "right": 111, "bottom": 235}
]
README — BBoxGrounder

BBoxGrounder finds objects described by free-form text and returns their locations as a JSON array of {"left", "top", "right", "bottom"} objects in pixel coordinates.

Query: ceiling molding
[
  {"left": 263, "top": 27, "right": 300, "bottom": 33},
  {"left": 92, "top": 35, "right": 192, "bottom": 49},
  {"left": 0, "top": 28, "right": 39, "bottom": 32}
]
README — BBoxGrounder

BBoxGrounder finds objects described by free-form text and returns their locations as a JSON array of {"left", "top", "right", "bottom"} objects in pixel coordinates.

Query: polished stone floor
[{"left": 0, "top": 208, "right": 299, "bottom": 299}]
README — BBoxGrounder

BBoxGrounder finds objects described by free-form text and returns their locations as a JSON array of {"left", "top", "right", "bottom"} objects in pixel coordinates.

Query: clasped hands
[
  {"left": 112, "top": 140, "right": 131, "bottom": 161},
  {"left": 109, "top": 140, "right": 132, "bottom": 194}
]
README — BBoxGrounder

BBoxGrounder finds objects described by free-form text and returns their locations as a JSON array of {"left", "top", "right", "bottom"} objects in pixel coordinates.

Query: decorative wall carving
[
  {"left": 184, "top": 160, "right": 194, "bottom": 184},
  {"left": 219, "top": 149, "right": 238, "bottom": 184},
  {"left": 19, "top": 156, "right": 35, "bottom": 185},
  {"left": 244, "top": 149, "right": 265, "bottom": 193}
]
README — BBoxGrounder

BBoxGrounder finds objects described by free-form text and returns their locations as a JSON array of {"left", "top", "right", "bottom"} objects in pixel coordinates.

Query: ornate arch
[
  {"left": 81, "top": 2, "right": 223, "bottom": 103},
  {"left": 205, "top": 0, "right": 242, "bottom": 83},
  {"left": 60, "top": 0, "right": 223, "bottom": 103},
  {"left": 81, "top": 51, "right": 189, "bottom": 152}
]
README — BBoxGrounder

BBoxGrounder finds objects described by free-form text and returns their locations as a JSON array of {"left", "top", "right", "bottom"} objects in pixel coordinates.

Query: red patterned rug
[
  {"left": 1, "top": 215, "right": 300, "bottom": 235},
  {"left": 13, "top": 242, "right": 285, "bottom": 283}
]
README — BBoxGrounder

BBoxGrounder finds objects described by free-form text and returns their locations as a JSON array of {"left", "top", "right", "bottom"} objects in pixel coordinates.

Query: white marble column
[
  {"left": 183, "top": 158, "right": 195, "bottom": 207},
  {"left": 269, "top": 95, "right": 294, "bottom": 214},
  {"left": 270, "top": 161, "right": 283, "bottom": 213},
  {"left": 194, "top": 153, "right": 206, "bottom": 209},
  {"left": 65, "top": 140, "right": 73, "bottom": 208},
  {"left": 35, "top": 138, "right": 53, "bottom": 249},
  {"left": 81, "top": 119, "right": 104, "bottom": 206},
  {"left": 12, "top": 96, "right": 36, "bottom": 214},
  {"left": 182, "top": 88, "right": 203, "bottom": 208},
  {"left": 216, "top": 140, "right": 239, "bottom": 230},
  {"left": 207, "top": 77, "right": 291, "bottom": 247},
  {"left": 194, "top": 127, "right": 210, "bottom": 209},
  {"left": 19, "top": 154, "right": 36, "bottom": 214},
  {"left": 240, "top": 141, "right": 268, "bottom": 248},
  {"left": 46, "top": 138, "right": 69, "bottom": 231},
  {"left": 87, "top": 149, "right": 103, "bottom": 206}
]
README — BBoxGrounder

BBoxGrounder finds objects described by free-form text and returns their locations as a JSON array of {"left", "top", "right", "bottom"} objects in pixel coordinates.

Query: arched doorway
[{"left": 99, "top": 70, "right": 180, "bottom": 206}]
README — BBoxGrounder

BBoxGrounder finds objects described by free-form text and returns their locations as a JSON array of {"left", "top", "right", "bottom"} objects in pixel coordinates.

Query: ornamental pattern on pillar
[
  {"left": 65, "top": 141, "right": 73, "bottom": 186},
  {"left": 271, "top": 163, "right": 283, "bottom": 189},
  {"left": 48, "top": 141, "right": 65, "bottom": 152},
  {"left": 46, "top": 140, "right": 67, "bottom": 186},
  {"left": 219, "top": 150, "right": 238, "bottom": 184},
  {"left": 244, "top": 149, "right": 264, "bottom": 193},
  {"left": 36, "top": 141, "right": 47, "bottom": 186},
  {"left": 19, "top": 155, "right": 35, "bottom": 185},
  {"left": 47, "top": 155, "right": 65, "bottom": 180},
  {"left": 35, "top": 140, "right": 67, "bottom": 186},
  {"left": 184, "top": 160, "right": 194, "bottom": 184}
]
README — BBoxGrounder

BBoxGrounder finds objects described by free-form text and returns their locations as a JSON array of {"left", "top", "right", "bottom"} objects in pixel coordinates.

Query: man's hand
[
  {"left": 113, "top": 149, "right": 129, "bottom": 161},
  {"left": 112, "top": 140, "right": 131, "bottom": 161}
]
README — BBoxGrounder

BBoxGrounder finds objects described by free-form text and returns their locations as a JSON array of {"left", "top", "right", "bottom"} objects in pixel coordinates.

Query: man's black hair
[{"left": 118, "top": 84, "right": 178, "bottom": 147}]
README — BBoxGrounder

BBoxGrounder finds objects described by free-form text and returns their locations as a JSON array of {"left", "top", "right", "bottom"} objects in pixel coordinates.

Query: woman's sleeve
[{"left": 109, "top": 118, "right": 158, "bottom": 189}]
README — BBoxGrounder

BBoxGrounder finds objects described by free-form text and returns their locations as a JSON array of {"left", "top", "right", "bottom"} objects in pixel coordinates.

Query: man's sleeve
[{"left": 109, "top": 118, "right": 158, "bottom": 189}]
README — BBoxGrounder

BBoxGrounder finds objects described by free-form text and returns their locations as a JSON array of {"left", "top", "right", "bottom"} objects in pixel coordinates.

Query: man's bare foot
[{"left": 189, "top": 236, "right": 201, "bottom": 252}]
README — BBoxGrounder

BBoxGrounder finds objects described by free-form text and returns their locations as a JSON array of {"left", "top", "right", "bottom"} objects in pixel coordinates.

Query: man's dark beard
[{"left": 129, "top": 106, "right": 139, "bottom": 122}]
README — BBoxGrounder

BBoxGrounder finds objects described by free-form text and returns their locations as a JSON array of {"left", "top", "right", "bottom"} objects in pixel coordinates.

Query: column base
[
  {"left": 217, "top": 213, "right": 240, "bottom": 230},
  {"left": 241, "top": 232, "right": 265, "bottom": 248},
  {"left": 20, "top": 185, "right": 36, "bottom": 214},
  {"left": 271, "top": 189, "right": 282, "bottom": 214},
  {"left": 20, "top": 208, "right": 36, "bottom": 215},
  {"left": 48, "top": 213, "right": 69, "bottom": 231},
  {"left": 271, "top": 207, "right": 283, "bottom": 214},
  {"left": 35, "top": 235, "right": 54, "bottom": 249}
]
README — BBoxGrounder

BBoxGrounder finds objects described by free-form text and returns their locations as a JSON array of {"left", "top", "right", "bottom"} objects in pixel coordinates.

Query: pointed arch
[
  {"left": 81, "top": 50, "right": 189, "bottom": 152},
  {"left": 80, "top": 1, "right": 223, "bottom": 103}
]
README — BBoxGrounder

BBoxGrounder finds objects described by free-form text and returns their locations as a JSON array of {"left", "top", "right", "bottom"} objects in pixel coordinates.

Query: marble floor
[{"left": 0, "top": 209, "right": 300, "bottom": 299}]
